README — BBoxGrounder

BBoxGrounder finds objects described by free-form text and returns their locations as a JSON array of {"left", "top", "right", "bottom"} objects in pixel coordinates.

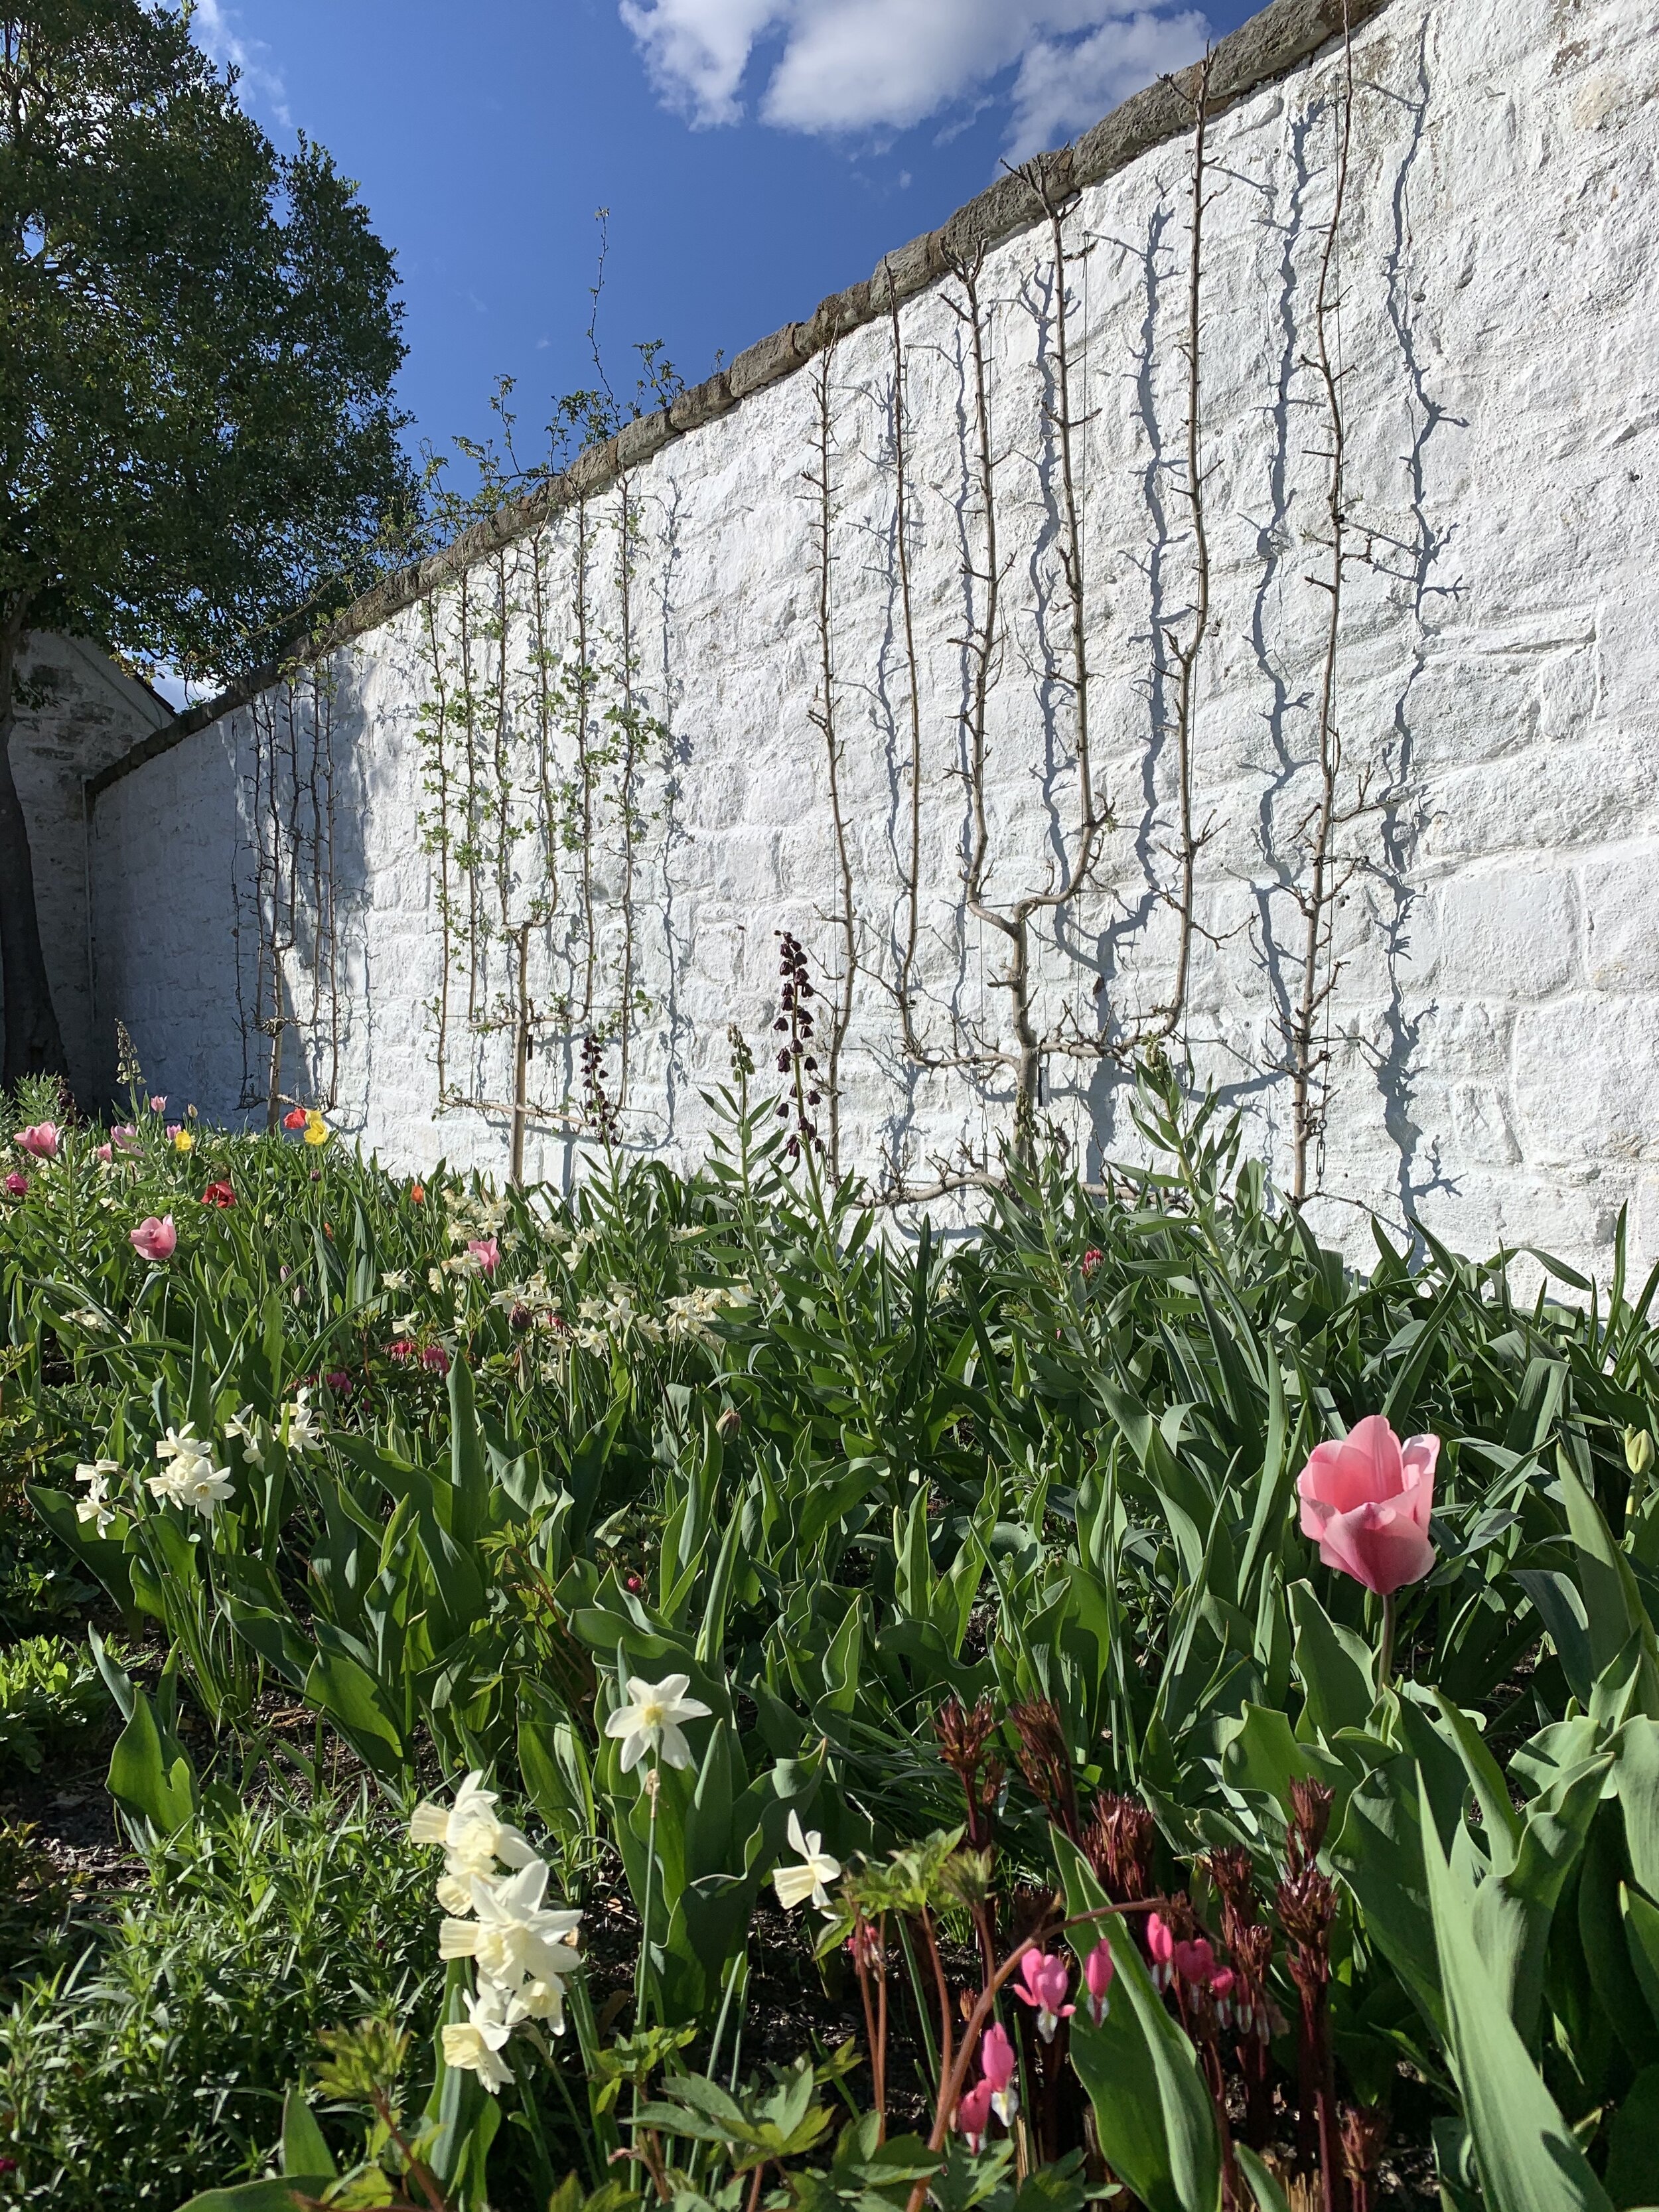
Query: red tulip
[
  {"left": 201, "top": 1181, "right": 236, "bottom": 1208},
  {"left": 130, "top": 1215, "right": 177, "bottom": 1262},
  {"left": 282, "top": 1107, "right": 308, "bottom": 1131},
  {"left": 1297, "top": 1413, "right": 1437, "bottom": 1596},
  {"left": 3, "top": 1171, "right": 26, "bottom": 1197}
]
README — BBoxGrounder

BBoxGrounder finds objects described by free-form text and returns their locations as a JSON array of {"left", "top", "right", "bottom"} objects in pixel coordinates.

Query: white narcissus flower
[
  {"left": 440, "top": 1982, "right": 514, "bottom": 2093},
  {"left": 604, "top": 1672, "right": 712, "bottom": 1774},
  {"left": 155, "top": 1423, "right": 204, "bottom": 1464},
  {"left": 281, "top": 1389, "right": 323, "bottom": 1451},
  {"left": 147, "top": 1450, "right": 233, "bottom": 1519},
  {"left": 771, "top": 1809, "right": 841, "bottom": 1914},
  {"left": 75, "top": 1461, "right": 120, "bottom": 1535},
  {"left": 439, "top": 1860, "right": 584, "bottom": 1990},
  {"left": 503, "top": 1974, "right": 571, "bottom": 2034},
  {"left": 223, "top": 1408, "right": 263, "bottom": 1465}
]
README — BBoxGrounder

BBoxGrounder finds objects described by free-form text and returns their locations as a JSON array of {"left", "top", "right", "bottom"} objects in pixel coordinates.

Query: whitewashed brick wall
[{"left": 88, "top": 0, "right": 1659, "bottom": 1281}]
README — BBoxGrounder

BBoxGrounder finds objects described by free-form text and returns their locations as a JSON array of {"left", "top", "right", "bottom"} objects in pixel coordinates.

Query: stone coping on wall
[{"left": 89, "top": 0, "right": 1390, "bottom": 804}]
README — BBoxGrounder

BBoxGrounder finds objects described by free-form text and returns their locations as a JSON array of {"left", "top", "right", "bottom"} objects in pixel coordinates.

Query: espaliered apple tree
[{"left": 0, "top": 0, "right": 413, "bottom": 1088}]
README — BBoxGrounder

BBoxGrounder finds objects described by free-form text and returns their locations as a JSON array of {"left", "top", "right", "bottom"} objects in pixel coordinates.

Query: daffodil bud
[{"left": 1626, "top": 1426, "right": 1655, "bottom": 1501}]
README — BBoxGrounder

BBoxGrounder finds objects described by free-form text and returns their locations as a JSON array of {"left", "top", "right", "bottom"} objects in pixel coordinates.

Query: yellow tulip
[
  {"left": 303, "top": 1112, "right": 329, "bottom": 1147},
  {"left": 173, "top": 1128, "right": 195, "bottom": 1153}
]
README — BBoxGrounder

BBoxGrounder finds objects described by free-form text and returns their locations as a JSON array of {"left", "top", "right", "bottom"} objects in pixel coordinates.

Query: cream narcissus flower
[
  {"left": 441, "top": 1982, "right": 514, "bottom": 2093},
  {"left": 771, "top": 1809, "right": 841, "bottom": 1914},
  {"left": 439, "top": 1860, "right": 584, "bottom": 1988},
  {"left": 147, "top": 1449, "right": 234, "bottom": 1519},
  {"left": 410, "top": 1771, "right": 538, "bottom": 1913},
  {"left": 604, "top": 1672, "right": 712, "bottom": 1773}
]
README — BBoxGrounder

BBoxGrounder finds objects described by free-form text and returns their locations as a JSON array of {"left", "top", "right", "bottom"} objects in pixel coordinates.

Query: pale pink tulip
[
  {"left": 467, "top": 1238, "right": 501, "bottom": 1276},
  {"left": 953, "top": 2078, "right": 993, "bottom": 2151},
  {"left": 94, "top": 1143, "right": 113, "bottom": 1163},
  {"left": 111, "top": 1126, "right": 139, "bottom": 1151},
  {"left": 149, "top": 1095, "right": 167, "bottom": 1113},
  {"left": 14, "top": 1122, "right": 58, "bottom": 1159},
  {"left": 130, "top": 1215, "right": 177, "bottom": 1262},
  {"left": 1297, "top": 1413, "right": 1437, "bottom": 1597},
  {"left": 1083, "top": 1937, "right": 1115, "bottom": 2024}
]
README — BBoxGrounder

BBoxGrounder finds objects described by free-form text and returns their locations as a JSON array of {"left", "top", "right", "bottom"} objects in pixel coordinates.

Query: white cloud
[
  {"left": 190, "top": 1, "right": 292, "bottom": 129},
  {"left": 1006, "top": 9, "right": 1210, "bottom": 158},
  {"left": 618, "top": 0, "right": 1211, "bottom": 153}
]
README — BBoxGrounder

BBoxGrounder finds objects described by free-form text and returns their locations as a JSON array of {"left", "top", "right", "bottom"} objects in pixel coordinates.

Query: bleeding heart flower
[
  {"left": 1083, "top": 1937, "right": 1115, "bottom": 2024},
  {"left": 1173, "top": 1935, "right": 1217, "bottom": 1987},
  {"left": 1147, "top": 1912, "right": 1175, "bottom": 1991},
  {"left": 1013, "top": 1950, "right": 1076, "bottom": 2043},
  {"left": 130, "top": 1215, "right": 177, "bottom": 1262},
  {"left": 1297, "top": 1413, "right": 1437, "bottom": 1596},
  {"left": 1081, "top": 1247, "right": 1104, "bottom": 1277},
  {"left": 420, "top": 1343, "right": 451, "bottom": 1375},
  {"left": 979, "top": 2021, "right": 1019, "bottom": 2124},
  {"left": 953, "top": 2078, "right": 994, "bottom": 2151},
  {"left": 14, "top": 1122, "right": 58, "bottom": 1159}
]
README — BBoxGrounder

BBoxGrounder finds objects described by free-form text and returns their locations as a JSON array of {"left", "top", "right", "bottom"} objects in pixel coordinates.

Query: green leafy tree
[{"left": 0, "top": 0, "right": 414, "bottom": 1088}]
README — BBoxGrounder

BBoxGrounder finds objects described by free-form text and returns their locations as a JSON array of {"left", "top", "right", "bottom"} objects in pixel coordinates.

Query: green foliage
[
  {"left": 0, "top": 1631, "right": 109, "bottom": 1770},
  {"left": 0, "top": 1784, "right": 440, "bottom": 2211},
  {"left": 13, "top": 1067, "right": 1659, "bottom": 2204}
]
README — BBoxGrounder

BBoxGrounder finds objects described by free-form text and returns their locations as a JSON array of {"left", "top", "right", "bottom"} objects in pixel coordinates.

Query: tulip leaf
[
  {"left": 106, "top": 1675, "right": 198, "bottom": 1839},
  {"left": 171, "top": 2185, "right": 327, "bottom": 2211},
  {"left": 1289, "top": 1580, "right": 1375, "bottom": 1741},
  {"left": 1421, "top": 1771, "right": 1617, "bottom": 2212},
  {"left": 1623, "top": 1883, "right": 1659, "bottom": 2031}
]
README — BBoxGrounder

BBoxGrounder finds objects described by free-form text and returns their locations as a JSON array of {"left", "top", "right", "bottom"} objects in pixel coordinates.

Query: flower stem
[{"left": 1377, "top": 1591, "right": 1397, "bottom": 1694}]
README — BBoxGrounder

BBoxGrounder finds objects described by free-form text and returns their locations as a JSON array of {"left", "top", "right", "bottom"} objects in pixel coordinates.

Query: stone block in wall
[
  {"left": 1415, "top": 868, "right": 1580, "bottom": 1000},
  {"left": 670, "top": 373, "right": 734, "bottom": 433},
  {"left": 727, "top": 324, "right": 809, "bottom": 402},
  {"left": 614, "top": 410, "right": 674, "bottom": 473}
]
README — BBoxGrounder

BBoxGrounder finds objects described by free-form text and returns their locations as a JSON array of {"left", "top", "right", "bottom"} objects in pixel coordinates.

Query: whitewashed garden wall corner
[{"left": 87, "top": 0, "right": 1659, "bottom": 1280}]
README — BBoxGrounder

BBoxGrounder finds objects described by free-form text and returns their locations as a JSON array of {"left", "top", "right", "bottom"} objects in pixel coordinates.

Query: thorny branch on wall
[
  {"left": 1288, "top": 13, "right": 1366, "bottom": 1205},
  {"left": 806, "top": 347, "right": 858, "bottom": 1175},
  {"left": 238, "top": 668, "right": 341, "bottom": 1126},
  {"left": 1141, "top": 48, "right": 1217, "bottom": 1046}
]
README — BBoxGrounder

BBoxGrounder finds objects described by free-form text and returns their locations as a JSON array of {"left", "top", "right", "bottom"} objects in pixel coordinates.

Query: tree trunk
[{"left": 0, "top": 598, "right": 70, "bottom": 1092}]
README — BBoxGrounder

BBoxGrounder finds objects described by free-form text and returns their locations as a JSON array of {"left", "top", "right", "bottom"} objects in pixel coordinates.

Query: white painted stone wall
[
  {"left": 7, "top": 638, "right": 170, "bottom": 1102},
  {"left": 89, "top": 0, "right": 1659, "bottom": 1281}
]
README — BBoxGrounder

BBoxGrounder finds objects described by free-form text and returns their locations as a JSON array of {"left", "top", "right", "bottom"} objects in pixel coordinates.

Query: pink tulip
[
  {"left": 130, "top": 1215, "right": 177, "bottom": 1262},
  {"left": 1083, "top": 1937, "right": 1115, "bottom": 2024},
  {"left": 1147, "top": 1912, "right": 1175, "bottom": 1991},
  {"left": 165, "top": 1123, "right": 181, "bottom": 1141},
  {"left": 1013, "top": 1950, "right": 1076, "bottom": 2043},
  {"left": 953, "top": 2077, "right": 994, "bottom": 2151},
  {"left": 149, "top": 1095, "right": 167, "bottom": 1113},
  {"left": 1297, "top": 1413, "right": 1438, "bottom": 1596},
  {"left": 111, "top": 1126, "right": 139, "bottom": 1151},
  {"left": 3, "top": 1171, "right": 26, "bottom": 1198},
  {"left": 467, "top": 1238, "right": 500, "bottom": 1276},
  {"left": 94, "top": 1142, "right": 113, "bottom": 1162},
  {"left": 979, "top": 2020, "right": 1019, "bottom": 2124},
  {"left": 14, "top": 1122, "right": 58, "bottom": 1159}
]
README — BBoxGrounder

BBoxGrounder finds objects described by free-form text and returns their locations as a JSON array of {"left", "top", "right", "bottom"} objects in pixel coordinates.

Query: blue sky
[{"left": 192, "top": 1, "right": 1262, "bottom": 481}]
